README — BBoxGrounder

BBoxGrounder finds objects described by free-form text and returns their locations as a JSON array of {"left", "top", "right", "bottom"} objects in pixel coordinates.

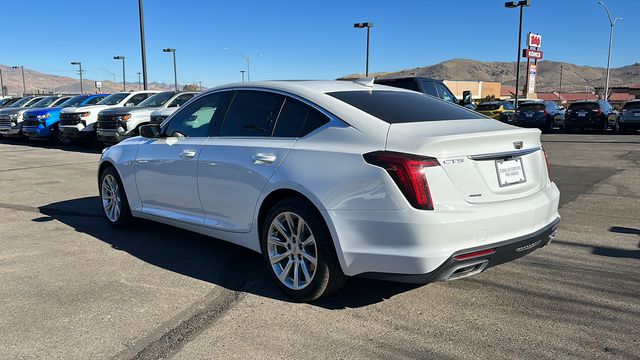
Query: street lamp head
[
  {"left": 12, "top": 66, "right": 20, "bottom": 69},
  {"left": 354, "top": 22, "right": 373, "bottom": 28},
  {"left": 114, "top": 56, "right": 125, "bottom": 60},
  {"left": 163, "top": 48, "right": 176, "bottom": 53},
  {"left": 71, "top": 62, "right": 81, "bottom": 65},
  {"left": 505, "top": 0, "right": 530, "bottom": 7}
]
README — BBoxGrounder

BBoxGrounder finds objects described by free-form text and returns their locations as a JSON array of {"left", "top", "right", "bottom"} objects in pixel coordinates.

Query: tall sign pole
[
  {"left": 523, "top": 32, "right": 542, "bottom": 98},
  {"left": 138, "top": 0, "right": 148, "bottom": 90}
]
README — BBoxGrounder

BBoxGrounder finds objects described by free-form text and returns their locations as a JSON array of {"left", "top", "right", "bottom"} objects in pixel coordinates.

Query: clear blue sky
[{"left": 2, "top": 0, "right": 638, "bottom": 87}]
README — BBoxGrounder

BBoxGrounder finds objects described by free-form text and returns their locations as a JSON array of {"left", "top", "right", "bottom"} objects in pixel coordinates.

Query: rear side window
[
  {"left": 328, "top": 90, "right": 482, "bottom": 124},
  {"left": 568, "top": 102, "right": 598, "bottom": 111},
  {"left": 623, "top": 101, "right": 640, "bottom": 110},
  {"left": 519, "top": 103, "right": 545, "bottom": 111},
  {"left": 477, "top": 103, "right": 500, "bottom": 111},
  {"left": 503, "top": 102, "right": 516, "bottom": 110},
  {"left": 273, "top": 97, "right": 330, "bottom": 137},
  {"left": 168, "top": 93, "right": 195, "bottom": 108},
  {"left": 375, "top": 79, "right": 419, "bottom": 92},
  {"left": 127, "top": 93, "right": 152, "bottom": 106},
  {"left": 435, "top": 82, "right": 455, "bottom": 103},
  {"left": 420, "top": 80, "right": 438, "bottom": 97},
  {"left": 85, "top": 96, "right": 105, "bottom": 105},
  {"left": 220, "top": 91, "right": 284, "bottom": 137}
]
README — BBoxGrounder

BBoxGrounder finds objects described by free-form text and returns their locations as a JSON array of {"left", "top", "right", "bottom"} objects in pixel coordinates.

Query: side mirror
[
  {"left": 461, "top": 90, "right": 472, "bottom": 105},
  {"left": 139, "top": 123, "right": 162, "bottom": 138},
  {"left": 124, "top": 102, "right": 135, "bottom": 107}
]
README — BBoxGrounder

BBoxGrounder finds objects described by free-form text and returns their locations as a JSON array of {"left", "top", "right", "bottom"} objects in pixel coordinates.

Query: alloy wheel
[
  {"left": 267, "top": 212, "right": 318, "bottom": 290},
  {"left": 101, "top": 174, "right": 121, "bottom": 222}
]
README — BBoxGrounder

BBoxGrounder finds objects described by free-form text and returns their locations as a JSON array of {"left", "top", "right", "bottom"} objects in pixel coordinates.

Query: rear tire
[
  {"left": 99, "top": 166, "right": 133, "bottom": 228},
  {"left": 260, "top": 198, "right": 346, "bottom": 301}
]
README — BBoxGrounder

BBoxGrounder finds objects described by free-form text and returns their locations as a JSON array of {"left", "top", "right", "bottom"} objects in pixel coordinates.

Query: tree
[
  {"left": 480, "top": 94, "right": 496, "bottom": 103},
  {"left": 183, "top": 83, "right": 198, "bottom": 91}
]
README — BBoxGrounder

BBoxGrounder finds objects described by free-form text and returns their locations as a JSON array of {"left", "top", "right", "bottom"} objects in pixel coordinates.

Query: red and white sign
[
  {"left": 527, "top": 64, "right": 537, "bottom": 95},
  {"left": 528, "top": 33, "right": 542, "bottom": 48},
  {"left": 523, "top": 49, "right": 543, "bottom": 60}
]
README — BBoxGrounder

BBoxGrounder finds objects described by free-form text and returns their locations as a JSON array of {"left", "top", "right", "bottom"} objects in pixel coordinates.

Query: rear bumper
[
  {"left": 327, "top": 181, "right": 560, "bottom": 278},
  {"left": 619, "top": 117, "right": 640, "bottom": 129},
  {"left": 359, "top": 217, "right": 559, "bottom": 284},
  {"left": 565, "top": 116, "right": 605, "bottom": 127}
]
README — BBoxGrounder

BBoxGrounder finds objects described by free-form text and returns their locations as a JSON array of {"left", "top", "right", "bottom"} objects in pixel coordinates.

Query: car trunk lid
[{"left": 385, "top": 119, "right": 547, "bottom": 204}]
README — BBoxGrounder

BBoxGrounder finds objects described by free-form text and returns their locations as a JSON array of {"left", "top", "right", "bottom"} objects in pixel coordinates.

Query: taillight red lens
[
  {"left": 454, "top": 248, "right": 496, "bottom": 261},
  {"left": 542, "top": 146, "right": 552, "bottom": 181},
  {"left": 363, "top": 151, "right": 439, "bottom": 210}
]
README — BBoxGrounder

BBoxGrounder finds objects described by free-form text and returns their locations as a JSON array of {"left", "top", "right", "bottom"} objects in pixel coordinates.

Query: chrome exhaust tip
[{"left": 441, "top": 259, "right": 489, "bottom": 281}]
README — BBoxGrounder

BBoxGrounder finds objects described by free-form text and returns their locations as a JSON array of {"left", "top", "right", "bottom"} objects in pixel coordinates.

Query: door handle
[
  {"left": 252, "top": 153, "right": 277, "bottom": 165},
  {"left": 179, "top": 149, "right": 197, "bottom": 159}
]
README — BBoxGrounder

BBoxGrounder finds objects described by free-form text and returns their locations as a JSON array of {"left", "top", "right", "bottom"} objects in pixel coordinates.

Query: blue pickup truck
[{"left": 22, "top": 94, "right": 108, "bottom": 144}]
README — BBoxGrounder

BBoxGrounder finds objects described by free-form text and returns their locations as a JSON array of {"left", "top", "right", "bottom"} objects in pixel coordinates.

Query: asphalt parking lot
[{"left": 0, "top": 134, "right": 638, "bottom": 360}]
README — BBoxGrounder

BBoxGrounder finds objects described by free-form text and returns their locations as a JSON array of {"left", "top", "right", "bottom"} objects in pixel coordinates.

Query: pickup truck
[
  {"left": 96, "top": 91, "right": 197, "bottom": 143},
  {"left": 0, "top": 96, "right": 65, "bottom": 137},
  {"left": 22, "top": 94, "right": 108, "bottom": 144},
  {"left": 59, "top": 90, "right": 158, "bottom": 144}
]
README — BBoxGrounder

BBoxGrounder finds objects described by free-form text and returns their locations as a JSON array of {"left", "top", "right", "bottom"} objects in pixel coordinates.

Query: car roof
[
  {"left": 374, "top": 77, "right": 443, "bottom": 82},
  {"left": 207, "top": 80, "right": 413, "bottom": 96}
]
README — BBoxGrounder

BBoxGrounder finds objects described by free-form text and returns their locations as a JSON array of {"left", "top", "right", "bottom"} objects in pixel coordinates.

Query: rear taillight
[
  {"left": 592, "top": 109, "right": 602, "bottom": 114},
  {"left": 542, "top": 146, "right": 552, "bottom": 181},
  {"left": 363, "top": 151, "right": 439, "bottom": 210}
]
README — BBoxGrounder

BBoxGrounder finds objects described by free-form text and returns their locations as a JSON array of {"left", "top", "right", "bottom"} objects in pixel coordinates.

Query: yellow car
[{"left": 476, "top": 101, "right": 516, "bottom": 123}]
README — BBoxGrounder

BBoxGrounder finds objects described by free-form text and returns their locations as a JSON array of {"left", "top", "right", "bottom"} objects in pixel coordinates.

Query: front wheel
[
  {"left": 99, "top": 166, "right": 133, "bottom": 227},
  {"left": 261, "top": 198, "right": 346, "bottom": 301}
]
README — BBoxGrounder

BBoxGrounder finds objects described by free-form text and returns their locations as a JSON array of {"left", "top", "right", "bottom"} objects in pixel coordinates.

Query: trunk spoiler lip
[{"left": 467, "top": 146, "right": 541, "bottom": 161}]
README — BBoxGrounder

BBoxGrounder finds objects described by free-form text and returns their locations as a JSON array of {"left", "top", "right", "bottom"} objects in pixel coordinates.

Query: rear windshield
[
  {"left": 623, "top": 101, "right": 640, "bottom": 110},
  {"left": 568, "top": 102, "right": 598, "bottom": 111},
  {"left": 519, "top": 103, "right": 545, "bottom": 111},
  {"left": 327, "top": 90, "right": 482, "bottom": 123},
  {"left": 476, "top": 103, "right": 500, "bottom": 111}
]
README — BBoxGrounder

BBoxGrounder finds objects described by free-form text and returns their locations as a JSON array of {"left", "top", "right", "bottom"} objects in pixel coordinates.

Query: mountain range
[
  {"left": 342, "top": 59, "right": 640, "bottom": 93},
  {"left": 2, "top": 59, "right": 640, "bottom": 96},
  {"left": 0, "top": 64, "right": 177, "bottom": 95}
]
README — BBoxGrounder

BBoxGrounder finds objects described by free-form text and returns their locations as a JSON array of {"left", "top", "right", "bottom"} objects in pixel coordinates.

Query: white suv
[
  {"left": 95, "top": 91, "right": 197, "bottom": 143},
  {"left": 59, "top": 91, "right": 158, "bottom": 143}
]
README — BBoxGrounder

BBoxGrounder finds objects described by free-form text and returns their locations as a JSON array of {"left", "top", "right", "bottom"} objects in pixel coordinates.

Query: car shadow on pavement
[
  {"left": 0, "top": 136, "right": 103, "bottom": 154},
  {"left": 38, "top": 196, "right": 418, "bottom": 309}
]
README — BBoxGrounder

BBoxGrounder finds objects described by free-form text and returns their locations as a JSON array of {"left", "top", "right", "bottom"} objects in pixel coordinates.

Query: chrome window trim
[
  {"left": 183, "top": 86, "right": 345, "bottom": 141},
  {"left": 467, "top": 147, "right": 541, "bottom": 161}
]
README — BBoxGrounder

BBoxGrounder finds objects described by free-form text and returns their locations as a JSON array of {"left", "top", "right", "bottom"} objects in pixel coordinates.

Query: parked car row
[
  {"left": 0, "top": 90, "right": 199, "bottom": 145},
  {"left": 473, "top": 98, "right": 636, "bottom": 134}
]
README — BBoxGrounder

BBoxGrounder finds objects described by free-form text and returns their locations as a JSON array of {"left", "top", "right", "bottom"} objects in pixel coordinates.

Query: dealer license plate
[{"left": 495, "top": 158, "right": 526, "bottom": 187}]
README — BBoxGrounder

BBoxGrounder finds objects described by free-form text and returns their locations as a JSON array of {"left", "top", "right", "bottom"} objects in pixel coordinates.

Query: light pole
[
  {"left": 240, "top": 70, "right": 245, "bottom": 82},
  {"left": 224, "top": 48, "right": 262, "bottom": 82},
  {"left": 505, "top": 1, "right": 531, "bottom": 107},
  {"left": 113, "top": 56, "right": 126, "bottom": 91},
  {"left": 353, "top": 22, "right": 374, "bottom": 77},
  {"left": 198, "top": 81, "right": 202, "bottom": 91},
  {"left": 137, "top": 72, "right": 141, "bottom": 90},
  {"left": 558, "top": 65, "right": 563, "bottom": 103},
  {"left": 12, "top": 66, "right": 26, "bottom": 96},
  {"left": 598, "top": 1, "right": 621, "bottom": 100},
  {"left": 163, "top": 48, "right": 178, "bottom": 91},
  {"left": 0, "top": 68, "right": 4, "bottom": 97},
  {"left": 137, "top": 0, "right": 148, "bottom": 90},
  {"left": 70, "top": 62, "right": 83, "bottom": 94}
]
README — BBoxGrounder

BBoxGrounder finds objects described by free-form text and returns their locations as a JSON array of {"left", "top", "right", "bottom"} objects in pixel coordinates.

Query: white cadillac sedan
[{"left": 98, "top": 80, "right": 560, "bottom": 301}]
